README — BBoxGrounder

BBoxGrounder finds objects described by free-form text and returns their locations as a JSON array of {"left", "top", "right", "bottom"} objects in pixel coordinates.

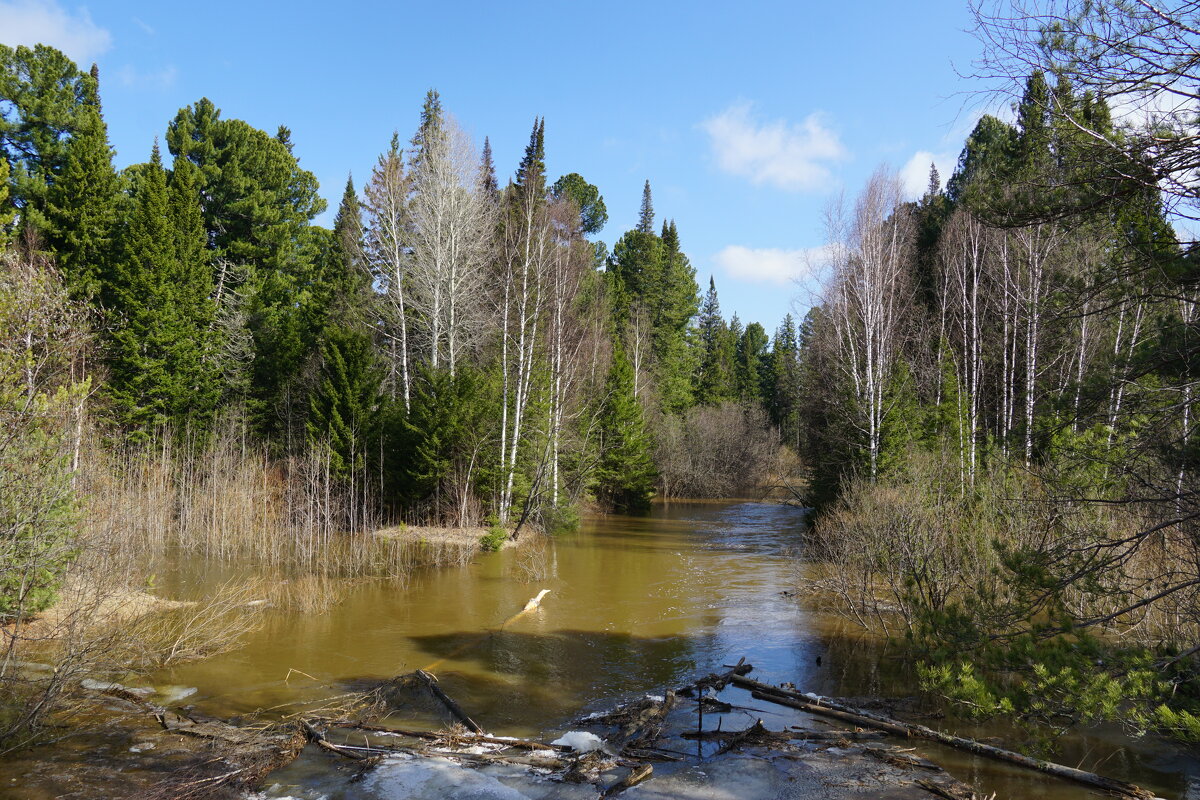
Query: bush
[
  {"left": 654, "top": 402, "right": 781, "bottom": 498},
  {"left": 479, "top": 526, "right": 507, "bottom": 552},
  {"left": 540, "top": 504, "right": 580, "bottom": 535},
  {"left": 0, "top": 250, "right": 89, "bottom": 620}
]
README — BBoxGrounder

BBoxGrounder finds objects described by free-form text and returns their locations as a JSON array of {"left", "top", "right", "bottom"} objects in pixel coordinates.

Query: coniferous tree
[
  {"left": 166, "top": 98, "right": 328, "bottom": 431},
  {"left": 594, "top": 339, "right": 656, "bottom": 512},
  {"left": 167, "top": 156, "right": 220, "bottom": 424},
  {"left": 736, "top": 321, "right": 770, "bottom": 404},
  {"left": 769, "top": 314, "right": 801, "bottom": 449},
  {"left": 550, "top": 173, "right": 608, "bottom": 235},
  {"left": 108, "top": 145, "right": 211, "bottom": 435},
  {"left": 0, "top": 158, "right": 13, "bottom": 243},
  {"left": 695, "top": 277, "right": 736, "bottom": 403},
  {"left": 307, "top": 326, "right": 383, "bottom": 479},
  {"left": 44, "top": 65, "right": 120, "bottom": 299},
  {"left": 325, "top": 174, "right": 371, "bottom": 314},
  {"left": 479, "top": 136, "right": 499, "bottom": 202},
  {"left": 636, "top": 179, "right": 654, "bottom": 234},
  {"left": 0, "top": 45, "right": 96, "bottom": 238}
]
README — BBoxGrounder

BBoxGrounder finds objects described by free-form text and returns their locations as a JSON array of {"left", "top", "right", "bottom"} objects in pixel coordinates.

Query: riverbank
[{"left": 1, "top": 501, "right": 1192, "bottom": 799}]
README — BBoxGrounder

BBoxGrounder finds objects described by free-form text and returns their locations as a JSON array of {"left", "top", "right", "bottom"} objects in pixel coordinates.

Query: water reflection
[{"left": 147, "top": 500, "right": 1194, "bottom": 799}]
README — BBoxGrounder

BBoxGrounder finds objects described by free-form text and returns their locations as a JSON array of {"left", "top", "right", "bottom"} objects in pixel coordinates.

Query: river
[{"left": 17, "top": 500, "right": 1197, "bottom": 798}]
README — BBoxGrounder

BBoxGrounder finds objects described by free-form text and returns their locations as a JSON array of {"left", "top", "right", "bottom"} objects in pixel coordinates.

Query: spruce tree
[
  {"left": 695, "top": 277, "right": 736, "bottom": 403},
  {"left": 108, "top": 145, "right": 207, "bottom": 435},
  {"left": 307, "top": 326, "right": 383, "bottom": 479},
  {"left": 636, "top": 180, "right": 654, "bottom": 233},
  {"left": 736, "top": 321, "right": 770, "bottom": 404},
  {"left": 479, "top": 136, "right": 499, "bottom": 201},
  {"left": 769, "top": 314, "right": 802, "bottom": 450},
  {"left": 326, "top": 174, "right": 370, "bottom": 312},
  {"left": 168, "top": 157, "right": 221, "bottom": 424},
  {"left": 594, "top": 339, "right": 656, "bottom": 512},
  {"left": 44, "top": 65, "right": 120, "bottom": 299}
]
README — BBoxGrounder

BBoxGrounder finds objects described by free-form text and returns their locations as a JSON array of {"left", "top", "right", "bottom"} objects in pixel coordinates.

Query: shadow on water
[{"left": 116, "top": 499, "right": 1200, "bottom": 798}]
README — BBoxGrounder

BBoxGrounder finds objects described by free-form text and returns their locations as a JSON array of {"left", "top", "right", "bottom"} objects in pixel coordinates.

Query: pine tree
[
  {"left": 166, "top": 97, "right": 328, "bottom": 431},
  {"left": 0, "top": 157, "right": 13, "bottom": 244},
  {"left": 594, "top": 339, "right": 656, "bottom": 512},
  {"left": 0, "top": 44, "right": 96, "bottom": 238},
  {"left": 550, "top": 173, "right": 607, "bottom": 235}
]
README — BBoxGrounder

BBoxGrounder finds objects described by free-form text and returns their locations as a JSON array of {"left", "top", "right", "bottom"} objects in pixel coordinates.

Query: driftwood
[
  {"left": 325, "top": 720, "right": 571, "bottom": 752},
  {"left": 414, "top": 669, "right": 482, "bottom": 733},
  {"left": 732, "top": 676, "right": 1162, "bottom": 800},
  {"left": 680, "top": 725, "right": 885, "bottom": 743},
  {"left": 601, "top": 763, "right": 653, "bottom": 798}
]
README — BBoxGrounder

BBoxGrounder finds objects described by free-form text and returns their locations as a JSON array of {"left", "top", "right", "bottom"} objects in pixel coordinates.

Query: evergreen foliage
[
  {"left": 107, "top": 145, "right": 217, "bottom": 435},
  {"left": 594, "top": 339, "right": 656, "bottom": 512},
  {"left": 307, "top": 326, "right": 383, "bottom": 479}
]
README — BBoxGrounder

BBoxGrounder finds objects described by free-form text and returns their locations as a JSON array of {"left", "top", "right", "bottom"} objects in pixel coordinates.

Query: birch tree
[
  {"left": 826, "top": 169, "right": 915, "bottom": 479},
  {"left": 407, "top": 114, "right": 494, "bottom": 375},
  {"left": 362, "top": 134, "right": 412, "bottom": 411}
]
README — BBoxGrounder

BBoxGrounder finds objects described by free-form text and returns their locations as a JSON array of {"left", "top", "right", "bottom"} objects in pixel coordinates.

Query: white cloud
[
  {"left": 900, "top": 150, "right": 957, "bottom": 199},
  {"left": 0, "top": 0, "right": 112, "bottom": 63},
  {"left": 116, "top": 63, "right": 176, "bottom": 90},
  {"left": 714, "top": 244, "right": 831, "bottom": 286},
  {"left": 702, "top": 102, "right": 847, "bottom": 191}
]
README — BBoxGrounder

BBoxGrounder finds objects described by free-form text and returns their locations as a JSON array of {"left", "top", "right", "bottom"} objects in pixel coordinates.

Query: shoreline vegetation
[{"left": 6, "top": 0, "right": 1200, "bottom": 796}]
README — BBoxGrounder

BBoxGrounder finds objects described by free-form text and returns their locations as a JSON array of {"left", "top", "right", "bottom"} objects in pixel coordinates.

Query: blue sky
[{"left": 1, "top": 0, "right": 989, "bottom": 334}]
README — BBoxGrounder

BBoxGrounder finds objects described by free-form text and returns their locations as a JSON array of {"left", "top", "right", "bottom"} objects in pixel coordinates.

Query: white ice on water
[
  {"left": 548, "top": 731, "right": 605, "bottom": 752},
  {"left": 361, "top": 755, "right": 538, "bottom": 800}
]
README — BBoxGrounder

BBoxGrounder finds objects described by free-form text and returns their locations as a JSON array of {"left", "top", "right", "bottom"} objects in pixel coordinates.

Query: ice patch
[
  {"left": 156, "top": 686, "right": 198, "bottom": 704},
  {"left": 363, "top": 756, "right": 534, "bottom": 799},
  {"left": 549, "top": 731, "right": 605, "bottom": 752}
]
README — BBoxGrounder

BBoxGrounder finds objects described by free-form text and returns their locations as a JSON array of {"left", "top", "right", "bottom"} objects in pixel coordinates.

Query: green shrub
[{"left": 479, "top": 526, "right": 507, "bottom": 552}]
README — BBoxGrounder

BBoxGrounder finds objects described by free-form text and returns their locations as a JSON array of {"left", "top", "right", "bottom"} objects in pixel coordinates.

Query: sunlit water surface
[{"left": 15, "top": 501, "right": 1200, "bottom": 798}]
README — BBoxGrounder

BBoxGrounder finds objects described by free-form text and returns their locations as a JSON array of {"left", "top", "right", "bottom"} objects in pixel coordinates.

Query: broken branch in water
[
  {"left": 731, "top": 675, "right": 1163, "bottom": 800},
  {"left": 414, "top": 669, "right": 482, "bottom": 733}
]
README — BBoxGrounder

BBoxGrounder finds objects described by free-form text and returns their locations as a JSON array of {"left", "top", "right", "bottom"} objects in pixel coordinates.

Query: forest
[
  {"left": 4, "top": 1, "right": 1200, "bottom": 792},
  {"left": 0, "top": 41, "right": 796, "bottom": 748},
  {"left": 796, "top": 1, "right": 1200, "bottom": 748}
]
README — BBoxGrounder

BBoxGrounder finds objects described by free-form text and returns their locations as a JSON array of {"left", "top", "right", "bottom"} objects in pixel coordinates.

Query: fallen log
[
  {"left": 415, "top": 669, "right": 483, "bottom": 733},
  {"left": 715, "top": 718, "right": 766, "bottom": 755},
  {"left": 616, "top": 691, "right": 676, "bottom": 752},
  {"left": 601, "top": 762, "right": 653, "bottom": 798},
  {"left": 732, "top": 676, "right": 1162, "bottom": 800},
  {"left": 324, "top": 720, "right": 570, "bottom": 752},
  {"left": 680, "top": 727, "right": 885, "bottom": 743},
  {"left": 675, "top": 657, "right": 752, "bottom": 696}
]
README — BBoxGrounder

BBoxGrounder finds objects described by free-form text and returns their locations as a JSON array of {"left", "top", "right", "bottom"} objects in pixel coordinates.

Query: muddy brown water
[{"left": 8, "top": 501, "right": 1199, "bottom": 798}]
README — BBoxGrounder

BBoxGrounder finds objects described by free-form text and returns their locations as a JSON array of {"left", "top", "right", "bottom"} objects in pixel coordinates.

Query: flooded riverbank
[{"left": 2, "top": 501, "right": 1195, "bottom": 798}]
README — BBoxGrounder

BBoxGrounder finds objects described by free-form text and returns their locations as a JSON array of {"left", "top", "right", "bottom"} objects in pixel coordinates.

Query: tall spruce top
[
  {"left": 480, "top": 136, "right": 499, "bottom": 198},
  {"left": 637, "top": 180, "right": 654, "bottom": 233},
  {"left": 515, "top": 117, "right": 546, "bottom": 196}
]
